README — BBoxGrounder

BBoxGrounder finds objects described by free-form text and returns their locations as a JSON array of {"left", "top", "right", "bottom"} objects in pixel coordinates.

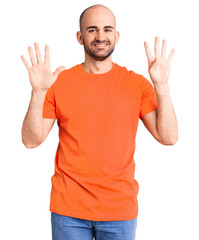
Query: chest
[{"left": 55, "top": 79, "right": 141, "bottom": 129}]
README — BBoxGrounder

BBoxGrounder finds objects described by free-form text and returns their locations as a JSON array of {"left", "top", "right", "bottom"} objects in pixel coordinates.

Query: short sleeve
[
  {"left": 42, "top": 85, "right": 56, "bottom": 119},
  {"left": 139, "top": 77, "right": 158, "bottom": 119}
]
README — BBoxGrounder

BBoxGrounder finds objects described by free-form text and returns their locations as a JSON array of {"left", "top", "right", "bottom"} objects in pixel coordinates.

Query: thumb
[{"left": 53, "top": 66, "right": 66, "bottom": 78}]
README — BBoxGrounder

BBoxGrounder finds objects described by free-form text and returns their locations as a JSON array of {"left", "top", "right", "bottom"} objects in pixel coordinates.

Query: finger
[
  {"left": 144, "top": 41, "right": 154, "bottom": 64},
  {"left": 167, "top": 48, "right": 175, "bottom": 63},
  {"left": 155, "top": 36, "right": 160, "bottom": 59},
  {"left": 44, "top": 45, "right": 50, "bottom": 65},
  {"left": 28, "top": 46, "right": 36, "bottom": 66},
  {"left": 21, "top": 55, "right": 31, "bottom": 70},
  {"left": 161, "top": 39, "right": 167, "bottom": 59},
  {"left": 34, "top": 42, "right": 42, "bottom": 63}
]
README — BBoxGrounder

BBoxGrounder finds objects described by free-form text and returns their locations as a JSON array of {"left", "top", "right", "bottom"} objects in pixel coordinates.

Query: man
[{"left": 21, "top": 4, "right": 178, "bottom": 240}]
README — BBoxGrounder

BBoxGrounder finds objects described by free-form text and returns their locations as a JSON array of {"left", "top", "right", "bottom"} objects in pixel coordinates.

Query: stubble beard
[{"left": 82, "top": 38, "right": 115, "bottom": 61}]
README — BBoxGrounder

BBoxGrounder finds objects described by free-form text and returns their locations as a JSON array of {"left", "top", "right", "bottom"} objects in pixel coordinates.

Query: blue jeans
[{"left": 51, "top": 212, "right": 137, "bottom": 240}]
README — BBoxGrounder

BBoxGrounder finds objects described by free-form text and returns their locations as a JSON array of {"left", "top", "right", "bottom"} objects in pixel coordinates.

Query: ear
[
  {"left": 76, "top": 31, "right": 84, "bottom": 45},
  {"left": 115, "top": 31, "right": 120, "bottom": 45}
]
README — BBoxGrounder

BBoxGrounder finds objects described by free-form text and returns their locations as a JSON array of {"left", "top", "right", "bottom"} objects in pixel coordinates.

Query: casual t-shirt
[{"left": 42, "top": 62, "right": 158, "bottom": 221}]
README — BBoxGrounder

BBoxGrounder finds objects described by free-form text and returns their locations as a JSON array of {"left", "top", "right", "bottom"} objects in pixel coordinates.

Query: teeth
[{"left": 94, "top": 44, "right": 108, "bottom": 46}]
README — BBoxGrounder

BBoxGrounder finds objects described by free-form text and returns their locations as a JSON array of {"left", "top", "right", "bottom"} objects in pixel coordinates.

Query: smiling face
[{"left": 77, "top": 5, "right": 120, "bottom": 61}]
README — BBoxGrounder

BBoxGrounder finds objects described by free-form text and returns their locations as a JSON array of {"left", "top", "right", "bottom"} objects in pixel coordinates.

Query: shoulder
[
  {"left": 114, "top": 62, "right": 147, "bottom": 86},
  {"left": 52, "top": 64, "right": 80, "bottom": 86},
  {"left": 59, "top": 64, "right": 79, "bottom": 77}
]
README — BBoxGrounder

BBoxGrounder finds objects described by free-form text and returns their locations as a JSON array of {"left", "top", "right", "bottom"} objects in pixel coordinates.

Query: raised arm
[
  {"left": 142, "top": 36, "right": 178, "bottom": 145},
  {"left": 21, "top": 43, "right": 65, "bottom": 148}
]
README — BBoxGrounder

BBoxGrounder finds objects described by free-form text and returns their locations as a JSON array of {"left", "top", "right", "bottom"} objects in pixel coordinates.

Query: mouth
[{"left": 93, "top": 43, "right": 109, "bottom": 48}]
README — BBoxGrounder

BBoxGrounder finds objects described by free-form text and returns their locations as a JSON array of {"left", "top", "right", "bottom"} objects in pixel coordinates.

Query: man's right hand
[{"left": 21, "top": 42, "right": 65, "bottom": 92}]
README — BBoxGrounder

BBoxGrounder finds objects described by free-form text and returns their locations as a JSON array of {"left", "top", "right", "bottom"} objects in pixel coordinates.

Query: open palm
[
  {"left": 144, "top": 37, "right": 175, "bottom": 86},
  {"left": 21, "top": 43, "right": 65, "bottom": 92}
]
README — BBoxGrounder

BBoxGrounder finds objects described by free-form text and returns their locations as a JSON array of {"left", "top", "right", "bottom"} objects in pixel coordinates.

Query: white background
[{"left": 0, "top": 0, "right": 198, "bottom": 239}]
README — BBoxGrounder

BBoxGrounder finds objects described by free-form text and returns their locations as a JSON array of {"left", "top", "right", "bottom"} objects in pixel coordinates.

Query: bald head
[{"left": 79, "top": 4, "right": 116, "bottom": 32}]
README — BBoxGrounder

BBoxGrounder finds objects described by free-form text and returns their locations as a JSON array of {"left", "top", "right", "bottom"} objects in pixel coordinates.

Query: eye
[
  {"left": 88, "top": 29, "right": 95, "bottom": 32},
  {"left": 105, "top": 29, "right": 112, "bottom": 32}
]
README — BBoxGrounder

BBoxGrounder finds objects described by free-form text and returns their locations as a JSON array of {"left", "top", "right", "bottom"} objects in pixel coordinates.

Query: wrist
[
  {"left": 31, "top": 89, "right": 48, "bottom": 99},
  {"left": 32, "top": 89, "right": 48, "bottom": 94},
  {"left": 154, "top": 83, "right": 170, "bottom": 96}
]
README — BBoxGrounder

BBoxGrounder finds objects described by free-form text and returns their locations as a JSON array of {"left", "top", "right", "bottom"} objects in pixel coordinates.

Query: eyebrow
[{"left": 86, "top": 26, "right": 114, "bottom": 30}]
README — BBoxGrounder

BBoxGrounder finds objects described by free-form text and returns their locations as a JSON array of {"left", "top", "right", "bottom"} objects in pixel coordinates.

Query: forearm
[
  {"left": 154, "top": 84, "right": 178, "bottom": 145},
  {"left": 21, "top": 90, "right": 47, "bottom": 148}
]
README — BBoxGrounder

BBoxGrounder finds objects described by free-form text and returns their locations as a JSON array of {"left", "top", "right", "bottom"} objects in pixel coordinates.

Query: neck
[{"left": 82, "top": 55, "right": 113, "bottom": 74}]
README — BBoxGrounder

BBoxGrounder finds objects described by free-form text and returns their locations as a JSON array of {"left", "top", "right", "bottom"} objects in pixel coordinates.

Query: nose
[{"left": 95, "top": 30, "right": 107, "bottom": 42}]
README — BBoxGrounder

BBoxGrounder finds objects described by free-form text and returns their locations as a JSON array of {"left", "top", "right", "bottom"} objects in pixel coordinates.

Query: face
[{"left": 77, "top": 7, "right": 119, "bottom": 61}]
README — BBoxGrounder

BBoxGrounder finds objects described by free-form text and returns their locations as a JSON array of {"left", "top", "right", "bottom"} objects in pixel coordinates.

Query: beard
[{"left": 82, "top": 38, "right": 115, "bottom": 61}]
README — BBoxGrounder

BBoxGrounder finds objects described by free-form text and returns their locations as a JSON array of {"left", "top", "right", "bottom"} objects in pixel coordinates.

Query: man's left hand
[{"left": 144, "top": 36, "right": 175, "bottom": 86}]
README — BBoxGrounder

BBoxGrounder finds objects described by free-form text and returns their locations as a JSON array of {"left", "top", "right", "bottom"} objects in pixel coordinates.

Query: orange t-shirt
[{"left": 42, "top": 62, "right": 158, "bottom": 221}]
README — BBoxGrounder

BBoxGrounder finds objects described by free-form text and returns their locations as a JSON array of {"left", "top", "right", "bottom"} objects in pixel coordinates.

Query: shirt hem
[
  {"left": 49, "top": 207, "right": 138, "bottom": 221},
  {"left": 140, "top": 106, "right": 158, "bottom": 119}
]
